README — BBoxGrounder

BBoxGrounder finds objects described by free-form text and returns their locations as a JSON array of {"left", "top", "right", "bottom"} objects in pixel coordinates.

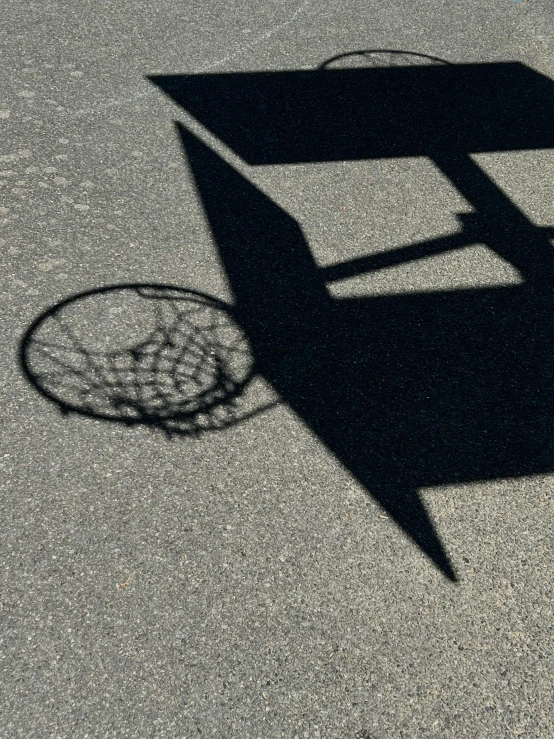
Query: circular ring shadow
[
  {"left": 318, "top": 49, "right": 452, "bottom": 70},
  {"left": 20, "top": 284, "right": 264, "bottom": 436}
]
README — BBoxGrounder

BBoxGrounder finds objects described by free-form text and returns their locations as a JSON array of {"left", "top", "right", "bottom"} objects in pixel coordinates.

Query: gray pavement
[{"left": 1, "top": 1, "right": 554, "bottom": 736}]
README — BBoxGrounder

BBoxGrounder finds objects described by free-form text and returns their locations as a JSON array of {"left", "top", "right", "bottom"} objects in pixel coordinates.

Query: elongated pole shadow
[{"left": 177, "top": 124, "right": 457, "bottom": 580}]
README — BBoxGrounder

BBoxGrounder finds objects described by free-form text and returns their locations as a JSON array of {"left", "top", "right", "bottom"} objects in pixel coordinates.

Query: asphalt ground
[{"left": 1, "top": 1, "right": 554, "bottom": 736}]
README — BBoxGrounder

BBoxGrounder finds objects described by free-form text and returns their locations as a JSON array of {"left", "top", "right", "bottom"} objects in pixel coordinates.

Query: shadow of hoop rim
[
  {"left": 318, "top": 49, "right": 453, "bottom": 70},
  {"left": 20, "top": 282, "right": 259, "bottom": 433}
]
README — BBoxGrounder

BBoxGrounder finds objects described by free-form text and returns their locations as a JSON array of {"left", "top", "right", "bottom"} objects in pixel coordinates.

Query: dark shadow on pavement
[
  {"left": 21, "top": 58, "right": 554, "bottom": 581},
  {"left": 148, "top": 59, "right": 554, "bottom": 580}
]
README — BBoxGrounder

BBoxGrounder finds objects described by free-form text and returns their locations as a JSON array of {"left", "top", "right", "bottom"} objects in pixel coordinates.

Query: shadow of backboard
[{"left": 92, "top": 61, "right": 554, "bottom": 579}]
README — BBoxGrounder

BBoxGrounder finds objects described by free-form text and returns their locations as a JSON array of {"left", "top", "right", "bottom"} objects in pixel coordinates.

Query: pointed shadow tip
[
  {"left": 429, "top": 547, "right": 458, "bottom": 582},
  {"left": 426, "top": 543, "right": 458, "bottom": 582},
  {"left": 367, "top": 482, "right": 458, "bottom": 582},
  {"left": 173, "top": 121, "right": 203, "bottom": 152}
]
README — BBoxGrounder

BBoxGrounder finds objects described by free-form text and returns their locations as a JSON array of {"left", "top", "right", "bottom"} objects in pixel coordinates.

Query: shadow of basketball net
[{"left": 21, "top": 284, "right": 275, "bottom": 436}]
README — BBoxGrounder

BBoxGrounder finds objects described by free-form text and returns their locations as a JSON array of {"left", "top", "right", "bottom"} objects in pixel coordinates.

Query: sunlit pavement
[{"left": 1, "top": 1, "right": 554, "bottom": 737}]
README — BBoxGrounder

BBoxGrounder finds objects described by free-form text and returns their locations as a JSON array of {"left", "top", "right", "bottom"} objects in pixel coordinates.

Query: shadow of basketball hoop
[
  {"left": 20, "top": 52, "right": 554, "bottom": 580},
  {"left": 20, "top": 284, "right": 273, "bottom": 436}
]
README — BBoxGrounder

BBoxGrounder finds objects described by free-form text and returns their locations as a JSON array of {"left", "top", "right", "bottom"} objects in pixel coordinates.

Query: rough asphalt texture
[{"left": 2, "top": 1, "right": 554, "bottom": 737}]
